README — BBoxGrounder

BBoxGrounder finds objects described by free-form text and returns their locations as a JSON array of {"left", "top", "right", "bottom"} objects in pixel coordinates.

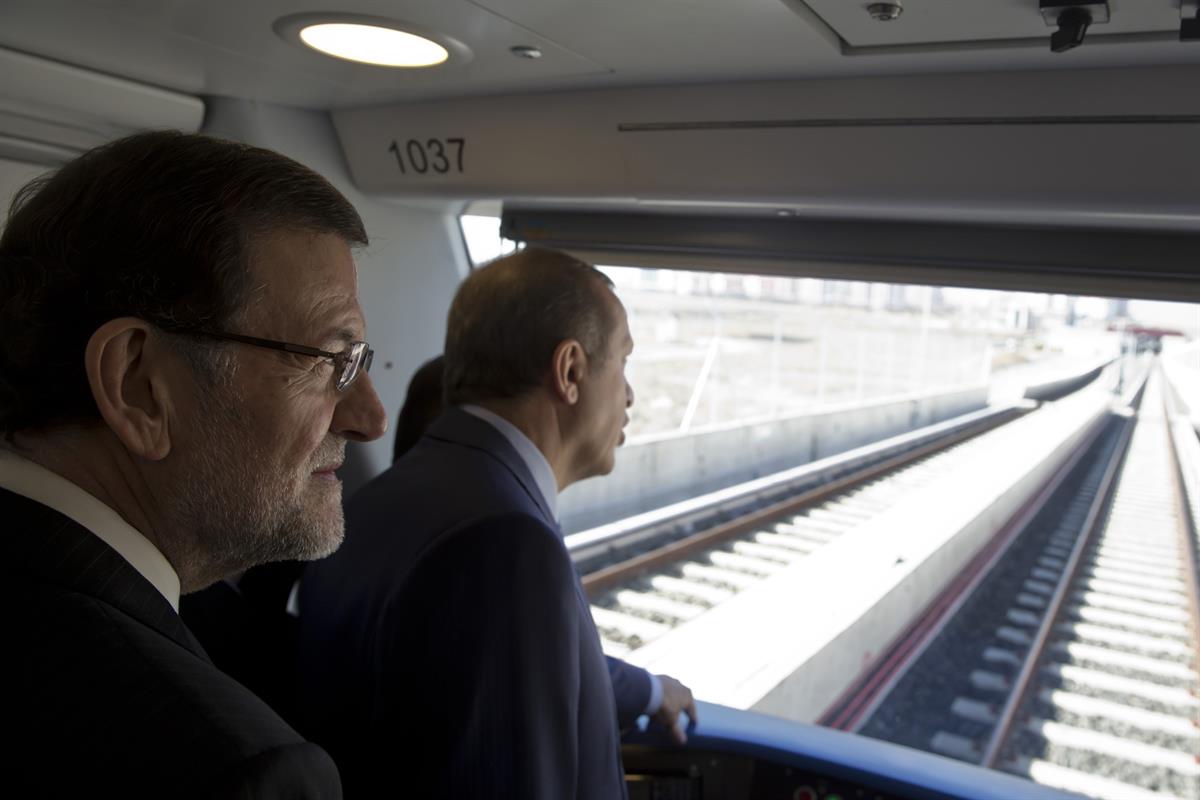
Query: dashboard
[{"left": 624, "top": 745, "right": 921, "bottom": 800}]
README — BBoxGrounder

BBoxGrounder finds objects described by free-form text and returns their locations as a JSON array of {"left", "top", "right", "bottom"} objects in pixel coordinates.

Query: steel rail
[
  {"left": 979, "top": 402, "right": 1140, "bottom": 768},
  {"left": 569, "top": 403, "right": 1025, "bottom": 565},
  {"left": 581, "top": 408, "right": 1019, "bottom": 598},
  {"left": 824, "top": 359, "right": 1150, "bottom": 733},
  {"left": 1162, "top": 366, "right": 1200, "bottom": 673},
  {"left": 821, "top": 410, "right": 1110, "bottom": 732}
]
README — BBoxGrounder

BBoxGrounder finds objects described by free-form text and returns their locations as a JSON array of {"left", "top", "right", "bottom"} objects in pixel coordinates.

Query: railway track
[
  {"left": 581, "top": 402, "right": 1031, "bottom": 658},
  {"left": 853, "top": 367, "right": 1200, "bottom": 800}
]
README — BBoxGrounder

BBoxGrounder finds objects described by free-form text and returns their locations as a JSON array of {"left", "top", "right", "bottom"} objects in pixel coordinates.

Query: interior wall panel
[{"left": 334, "top": 66, "right": 1200, "bottom": 232}]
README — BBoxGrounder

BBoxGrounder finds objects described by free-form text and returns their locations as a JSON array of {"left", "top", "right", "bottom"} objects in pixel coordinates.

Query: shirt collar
[
  {"left": 0, "top": 448, "right": 181, "bottom": 611},
  {"left": 460, "top": 404, "right": 559, "bottom": 523}
]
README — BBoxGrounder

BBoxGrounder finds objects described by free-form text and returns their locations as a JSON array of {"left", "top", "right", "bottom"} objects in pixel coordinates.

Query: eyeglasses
[{"left": 175, "top": 329, "right": 374, "bottom": 392}]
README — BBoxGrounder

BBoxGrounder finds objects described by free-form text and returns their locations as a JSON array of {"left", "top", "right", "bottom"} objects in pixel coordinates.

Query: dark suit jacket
[
  {"left": 183, "top": 580, "right": 651, "bottom": 733},
  {"left": 180, "top": 560, "right": 307, "bottom": 727},
  {"left": 607, "top": 656, "right": 653, "bottom": 730},
  {"left": 298, "top": 408, "right": 628, "bottom": 799},
  {"left": 5, "top": 488, "right": 341, "bottom": 799}
]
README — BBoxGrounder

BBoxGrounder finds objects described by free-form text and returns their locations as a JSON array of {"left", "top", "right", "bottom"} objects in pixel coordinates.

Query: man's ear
[
  {"left": 84, "top": 317, "right": 175, "bottom": 461},
  {"left": 550, "top": 338, "right": 587, "bottom": 406}
]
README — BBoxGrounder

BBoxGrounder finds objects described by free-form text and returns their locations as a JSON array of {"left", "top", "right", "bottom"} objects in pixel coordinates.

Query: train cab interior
[{"left": 2, "top": 1, "right": 1198, "bottom": 798}]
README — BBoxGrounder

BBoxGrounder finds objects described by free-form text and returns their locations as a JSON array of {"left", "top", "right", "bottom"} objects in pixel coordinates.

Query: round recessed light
[
  {"left": 274, "top": 13, "right": 471, "bottom": 68},
  {"left": 510, "top": 45, "right": 543, "bottom": 59},
  {"left": 867, "top": 2, "right": 904, "bottom": 22},
  {"left": 299, "top": 23, "right": 447, "bottom": 67}
]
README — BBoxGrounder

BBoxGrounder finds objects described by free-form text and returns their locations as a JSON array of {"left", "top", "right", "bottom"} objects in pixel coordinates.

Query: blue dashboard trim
[{"left": 627, "top": 701, "right": 1084, "bottom": 800}]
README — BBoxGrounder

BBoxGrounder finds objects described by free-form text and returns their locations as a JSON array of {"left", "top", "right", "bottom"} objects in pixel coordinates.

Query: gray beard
[{"left": 170, "top": 386, "right": 346, "bottom": 588}]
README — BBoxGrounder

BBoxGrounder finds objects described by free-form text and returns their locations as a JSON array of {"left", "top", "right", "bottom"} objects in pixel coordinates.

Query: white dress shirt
[
  {"left": 0, "top": 448, "right": 181, "bottom": 611},
  {"left": 460, "top": 404, "right": 663, "bottom": 715}
]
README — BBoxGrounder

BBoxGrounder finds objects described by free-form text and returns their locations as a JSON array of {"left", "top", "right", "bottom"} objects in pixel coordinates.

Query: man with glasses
[{"left": 1, "top": 131, "right": 387, "bottom": 797}]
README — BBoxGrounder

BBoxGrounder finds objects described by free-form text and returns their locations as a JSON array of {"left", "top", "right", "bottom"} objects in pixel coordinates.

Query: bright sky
[
  {"left": 461, "top": 215, "right": 1199, "bottom": 338},
  {"left": 1129, "top": 300, "right": 1200, "bottom": 336}
]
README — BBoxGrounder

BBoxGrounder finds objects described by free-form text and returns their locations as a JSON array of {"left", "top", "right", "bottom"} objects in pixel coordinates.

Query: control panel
[{"left": 624, "top": 746, "right": 910, "bottom": 800}]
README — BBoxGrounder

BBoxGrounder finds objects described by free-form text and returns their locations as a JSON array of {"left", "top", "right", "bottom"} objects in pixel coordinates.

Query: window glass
[
  {"left": 460, "top": 213, "right": 518, "bottom": 266},
  {"left": 460, "top": 215, "right": 1200, "bottom": 797}
]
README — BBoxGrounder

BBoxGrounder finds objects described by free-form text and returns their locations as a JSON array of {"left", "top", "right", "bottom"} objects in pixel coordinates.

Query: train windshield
[{"left": 466, "top": 212, "right": 1200, "bottom": 800}]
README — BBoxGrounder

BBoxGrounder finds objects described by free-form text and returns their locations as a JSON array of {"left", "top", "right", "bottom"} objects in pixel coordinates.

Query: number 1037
[{"left": 388, "top": 138, "right": 465, "bottom": 174}]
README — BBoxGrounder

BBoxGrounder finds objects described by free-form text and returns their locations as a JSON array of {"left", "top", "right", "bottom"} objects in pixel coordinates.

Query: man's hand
[{"left": 651, "top": 674, "right": 697, "bottom": 745}]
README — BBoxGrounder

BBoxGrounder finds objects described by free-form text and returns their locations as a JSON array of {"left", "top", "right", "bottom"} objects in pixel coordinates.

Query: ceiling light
[
  {"left": 299, "top": 23, "right": 447, "bottom": 67},
  {"left": 274, "top": 14, "right": 471, "bottom": 68},
  {"left": 867, "top": 2, "right": 904, "bottom": 22}
]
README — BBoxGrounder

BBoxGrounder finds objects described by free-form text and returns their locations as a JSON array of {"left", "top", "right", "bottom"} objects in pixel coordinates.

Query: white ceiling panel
[
  {"left": 470, "top": 0, "right": 843, "bottom": 79},
  {"left": 0, "top": 0, "right": 1198, "bottom": 109},
  {"left": 0, "top": 0, "right": 611, "bottom": 108}
]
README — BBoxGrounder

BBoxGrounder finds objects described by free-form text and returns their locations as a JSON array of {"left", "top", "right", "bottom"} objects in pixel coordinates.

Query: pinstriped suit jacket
[
  {"left": 299, "top": 408, "right": 628, "bottom": 799},
  {"left": 5, "top": 488, "right": 342, "bottom": 799}
]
